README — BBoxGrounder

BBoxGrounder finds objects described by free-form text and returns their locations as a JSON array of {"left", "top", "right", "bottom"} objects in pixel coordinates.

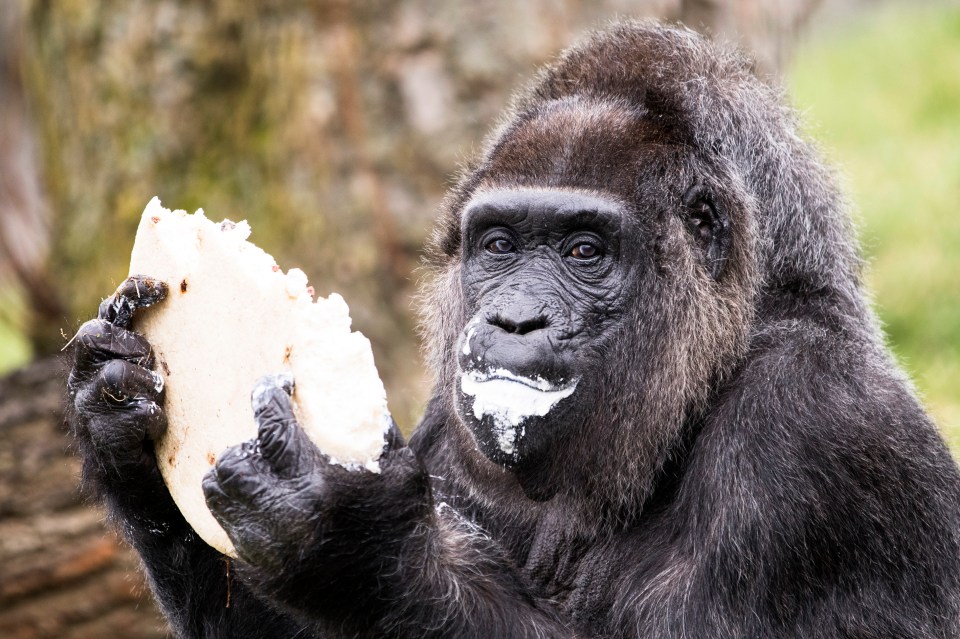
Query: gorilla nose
[
  {"left": 486, "top": 299, "right": 551, "bottom": 336},
  {"left": 489, "top": 312, "right": 549, "bottom": 336},
  {"left": 460, "top": 308, "right": 570, "bottom": 382}
]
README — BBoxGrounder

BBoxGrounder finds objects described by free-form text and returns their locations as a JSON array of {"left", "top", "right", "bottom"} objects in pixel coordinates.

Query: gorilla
[{"left": 67, "top": 20, "right": 960, "bottom": 639}]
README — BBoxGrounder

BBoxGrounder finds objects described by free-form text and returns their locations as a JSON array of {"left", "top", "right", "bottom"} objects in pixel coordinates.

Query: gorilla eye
[
  {"left": 570, "top": 242, "right": 600, "bottom": 260},
  {"left": 486, "top": 238, "right": 516, "bottom": 254}
]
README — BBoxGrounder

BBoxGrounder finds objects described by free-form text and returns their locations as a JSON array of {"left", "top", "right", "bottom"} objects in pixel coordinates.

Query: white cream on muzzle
[{"left": 459, "top": 368, "right": 579, "bottom": 454}]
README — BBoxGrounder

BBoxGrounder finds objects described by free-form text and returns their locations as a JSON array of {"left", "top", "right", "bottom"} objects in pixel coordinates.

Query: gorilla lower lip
[{"left": 460, "top": 369, "right": 579, "bottom": 454}]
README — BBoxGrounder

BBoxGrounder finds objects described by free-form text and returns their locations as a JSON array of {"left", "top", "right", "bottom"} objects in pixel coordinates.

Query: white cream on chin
[{"left": 459, "top": 369, "right": 579, "bottom": 454}]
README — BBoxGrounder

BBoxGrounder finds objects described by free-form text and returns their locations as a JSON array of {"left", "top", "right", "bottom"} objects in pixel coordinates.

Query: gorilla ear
[{"left": 682, "top": 185, "right": 730, "bottom": 279}]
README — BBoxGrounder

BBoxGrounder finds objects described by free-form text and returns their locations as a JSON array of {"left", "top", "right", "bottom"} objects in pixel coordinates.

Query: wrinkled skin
[
  {"left": 455, "top": 189, "right": 632, "bottom": 470},
  {"left": 201, "top": 375, "right": 431, "bottom": 626},
  {"left": 67, "top": 21, "right": 960, "bottom": 639},
  {"left": 69, "top": 276, "right": 172, "bottom": 528}
]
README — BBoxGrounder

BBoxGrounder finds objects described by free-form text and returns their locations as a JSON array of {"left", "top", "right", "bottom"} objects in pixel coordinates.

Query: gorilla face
[
  {"left": 439, "top": 96, "right": 748, "bottom": 505},
  {"left": 454, "top": 182, "right": 732, "bottom": 473},
  {"left": 455, "top": 188, "right": 632, "bottom": 469}
]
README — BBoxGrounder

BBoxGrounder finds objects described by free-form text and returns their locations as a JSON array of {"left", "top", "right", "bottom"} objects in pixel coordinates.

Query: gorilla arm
[
  {"left": 202, "top": 380, "right": 573, "bottom": 639},
  {"left": 67, "top": 276, "right": 309, "bottom": 638}
]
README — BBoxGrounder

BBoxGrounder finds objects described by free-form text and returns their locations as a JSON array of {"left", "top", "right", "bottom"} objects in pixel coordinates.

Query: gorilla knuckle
[
  {"left": 201, "top": 467, "right": 223, "bottom": 499},
  {"left": 73, "top": 319, "right": 153, "bottom": 371},
  {"left": 99, "top": 359, "right": 132, "bottom": 398},
  {"left": 98, "top": 359, "right": 161, "bottom": 405},
  {"left": 75, "top": 318, "right": 111, "bottom": 343},
  {"left": 72, "top": 319, "right": 113, "bottom": 366},
  {"left": 202, "top": 471, "right": 237, "bottom": 522},
  {"left": 213, "top": 443, "right": 269, "bottom": 500}
]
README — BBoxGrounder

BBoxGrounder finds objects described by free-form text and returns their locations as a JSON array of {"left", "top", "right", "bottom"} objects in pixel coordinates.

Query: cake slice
[{"left": 127, "top": 197, "right": 389, "bottom": 555}]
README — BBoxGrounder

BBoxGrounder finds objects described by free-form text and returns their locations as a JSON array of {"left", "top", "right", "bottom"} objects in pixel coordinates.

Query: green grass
[
  {"left": 0, "top": 288, "right": 31, "bottom": 375},
  {"left": 790, "top": 3, "right": 960, "bottom": 451},
  {"left": 0, "top": 324, "right": 30, "bottom": 374}
]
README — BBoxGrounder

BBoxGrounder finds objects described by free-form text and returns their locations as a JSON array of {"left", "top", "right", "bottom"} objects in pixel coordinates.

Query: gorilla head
[{"left": 421, "top": 23, "right": 856, "bottom": 514}]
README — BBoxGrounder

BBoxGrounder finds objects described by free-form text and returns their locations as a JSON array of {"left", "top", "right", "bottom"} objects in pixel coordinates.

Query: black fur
[{"left": 68, "top": 21, "right": 960, "bottom": 638}]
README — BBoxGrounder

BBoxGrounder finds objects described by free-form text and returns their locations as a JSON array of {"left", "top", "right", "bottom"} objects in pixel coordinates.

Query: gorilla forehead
[
  {"left": 526, "top": 21, "right": 737, "bottom": 134},
  {"left": 482, "top": 96, "right": 690, "bottom": 196},
  {"left": 462, "top": 187, "right": 626, "bottom": 234},
  {"left": 429, "top": 19, "right": 851, "bottom": 298}
]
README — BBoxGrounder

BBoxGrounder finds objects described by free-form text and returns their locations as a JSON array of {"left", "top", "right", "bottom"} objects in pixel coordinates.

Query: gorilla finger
[
  {"left": 72, "top": 319, "right": 155, "bottom": 379},
  {"left": 73, "top": 391, "right": 165, "bottom": 467},
  {"left": 202, "top": 470, "right": 233, "bottom": 515},
  {"left": 212, "top": 441, "right": 270, "bottom": 501},
  {"left": 201, "top": 481, "right": 281, "bottom": 571},
  {"left": 251, "top": 374, "right": 294, "bottom": 432},
  {"left": 98, "top": 276, "right": 168, "bottom": 329},
  {"left": 202, "top": 472, "right": 250, "bottom": 540},
  {"left": 251, "top": 373, "right": 295, "bottom": 409},
  {"left": 74, "top": 375, "right": 165, "bottom": 429},
  {"left": 203, "top": 469, "right": 277, "bottom": 559},
  {"left": 97, "top": 359, "right": 165, "bottom": 406},
  {"left": 140, "top": 399, "right": 168, "bottom": 441},
  {"left": 251, "top": 374, "right": 319, "bottom": 476}
]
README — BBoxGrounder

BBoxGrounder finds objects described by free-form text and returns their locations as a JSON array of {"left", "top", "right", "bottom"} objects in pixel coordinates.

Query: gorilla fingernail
[{"left": 251, "top": 373, "right": 296, "bottom": 415}]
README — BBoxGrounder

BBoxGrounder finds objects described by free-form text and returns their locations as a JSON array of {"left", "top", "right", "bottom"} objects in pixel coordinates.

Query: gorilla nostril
[{"left": 490, "top": 314, "right": 549, "bottom": 336}]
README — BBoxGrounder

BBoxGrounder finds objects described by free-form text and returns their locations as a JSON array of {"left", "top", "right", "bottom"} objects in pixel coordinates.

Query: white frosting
[
  {"left": 460, "top": 317, "right": 480, "bottom": 357},
  {"left": 459, "top": 368, "right": 578, "bottom": 454},
  {"left": 461, "top": 325, "right": 477, "bottom": 356},
  {"left": 128, "top": 197, "right": 389, "bottom": 556}
]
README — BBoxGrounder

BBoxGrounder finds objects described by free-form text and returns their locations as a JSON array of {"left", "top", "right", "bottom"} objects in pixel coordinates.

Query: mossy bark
[{"left": 0, "top": 358, "right": 168, "bottom": 639}]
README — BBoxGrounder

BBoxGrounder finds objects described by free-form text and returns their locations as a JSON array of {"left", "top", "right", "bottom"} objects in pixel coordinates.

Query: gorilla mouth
[{"left": 459, "top": 368, "right": 579, "bottom": 454}]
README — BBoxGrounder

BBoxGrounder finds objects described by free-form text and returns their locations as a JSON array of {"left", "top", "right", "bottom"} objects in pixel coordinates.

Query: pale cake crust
[{"left": 128, "top": 197, "right": 388, "bottom": 555}]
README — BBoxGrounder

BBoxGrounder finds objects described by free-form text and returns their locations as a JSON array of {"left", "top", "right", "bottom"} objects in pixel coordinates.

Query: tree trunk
[
  {"left": 0, "top": 358, "right": 168, "bottom": 639},
  {"left": 0, "top": 3, "right": 63, "bottom": 357}
]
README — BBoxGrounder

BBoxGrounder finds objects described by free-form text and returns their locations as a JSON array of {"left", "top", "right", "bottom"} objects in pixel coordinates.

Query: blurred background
[{"left": 0, "top": 0, "right": 956, "bottom": 636}]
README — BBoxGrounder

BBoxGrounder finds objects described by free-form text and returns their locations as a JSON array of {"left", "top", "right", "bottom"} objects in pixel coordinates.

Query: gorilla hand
[
  {"left": 202, "top": 375, "right": 430, "bottom": 624},
  {"left": 70, "top": 279, "right": 314, "bottom": 636},
  {"left": 67, "top": 275, "right": 181, "bottom": 532}
]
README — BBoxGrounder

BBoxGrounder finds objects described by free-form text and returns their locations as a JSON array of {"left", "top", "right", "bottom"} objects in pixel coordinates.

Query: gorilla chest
[{"left": 509, "top": 520, "right": 617, "bottom": 622}]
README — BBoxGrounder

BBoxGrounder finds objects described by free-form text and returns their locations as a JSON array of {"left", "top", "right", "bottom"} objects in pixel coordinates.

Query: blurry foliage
[
  {"left": 0, "top": 289, "right": 30, "bottom": 371},
  {"left": 791, "top": 2, "right": 960, "bottom": 450}
]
